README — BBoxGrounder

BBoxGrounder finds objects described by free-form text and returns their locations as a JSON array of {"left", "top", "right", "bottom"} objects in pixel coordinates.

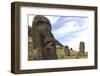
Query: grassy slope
[
  {"left": 57, "top": 48, "right": 88, "bottom": 59},
  {"left": 28, "top": 37, "right": 88, "bottom": 60}
]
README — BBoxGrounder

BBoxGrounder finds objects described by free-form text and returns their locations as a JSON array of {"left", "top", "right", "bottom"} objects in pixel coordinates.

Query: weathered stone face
[
  {"left": 64, "top": 45, "right": 70, "bottom": 56},
  {"left": 78, "top": 41, "right": 85, "bottom": 57},
  {"left": 32, "top": 15, "right": 57, "bottom": 60},
  {"left": 70, "top": 48, "right": 73, "bottom": 51},
  {"left": 79, "top": 42, "right": 85, "bottom": 51}
]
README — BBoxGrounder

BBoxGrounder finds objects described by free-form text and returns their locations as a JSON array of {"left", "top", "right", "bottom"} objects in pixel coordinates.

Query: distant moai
[
  {"left": 64, "top": 46, "right": 70, "bottom": 56},
  {"left": 70, "top": 48, "right": 73, "bottom": 51},
  {"left": 78, "top": 41, "right": 85, "bottom": 57}
]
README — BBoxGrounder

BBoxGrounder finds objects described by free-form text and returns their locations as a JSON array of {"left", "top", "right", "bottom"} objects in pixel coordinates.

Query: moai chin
[{"left": 64, "top": 45, "right": 70, "bottom": 56}]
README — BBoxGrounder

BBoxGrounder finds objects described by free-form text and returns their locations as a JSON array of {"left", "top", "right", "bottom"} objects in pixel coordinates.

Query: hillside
[
  {"left": 28, "top": 26, "right": 64, "bottom": 48},
  {"left": 28, "top": 36, "right": 88, "bottom": 60},
  {"left": 28, "top": 26, "right": 88, "bottom": 60}
]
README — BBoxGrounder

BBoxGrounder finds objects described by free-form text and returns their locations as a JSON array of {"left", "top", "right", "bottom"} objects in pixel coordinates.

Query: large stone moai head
[
  {"left": 78, "top": 41, "right": 85, "bottom": 56},
  {"left": 32, "top": 15, "right": 57, "bottom": 60},
  {"left": 64, "top": 45, "right": 70, "bottom": 56}
]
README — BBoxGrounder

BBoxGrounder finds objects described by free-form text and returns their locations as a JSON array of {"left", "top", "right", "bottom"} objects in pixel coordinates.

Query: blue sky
[
  {"left": 29, "top": 15, "right": 89, "bottom": 51},
  {"left": 46, "top": 16, "right": 88, "bottom": 51}
]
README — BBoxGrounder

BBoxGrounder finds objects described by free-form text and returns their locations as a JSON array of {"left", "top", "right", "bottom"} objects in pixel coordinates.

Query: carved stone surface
[
  {"left": 32, "top": 15, "right": 57, "bottom": 60},
  {"left": 78, "top": 41, "right": 85, "bottom": 57},
  {"left": 64, "top": 45, "right": 70, "bottom": 56},
  {"left": 70, "top": 48, "right": 73, "bottom": 51}
]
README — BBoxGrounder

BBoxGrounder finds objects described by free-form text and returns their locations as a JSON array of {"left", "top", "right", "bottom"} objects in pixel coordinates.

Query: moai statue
[
  {"left": 70, "top": 48, "right": 73, "bottom": 51},
  {"left": 64, "top": 46, "right": 70, "bottom": 56},
  {"left": 32, "top": 15, "right": 57, "bottom": 60},
  {"left": 78, "top": 41, "right": 85, "bottom": 57}
]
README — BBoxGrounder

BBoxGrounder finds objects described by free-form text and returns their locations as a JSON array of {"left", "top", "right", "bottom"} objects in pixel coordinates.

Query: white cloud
[
  {"left": 45, "top": 16, "right": 60, "bottom": 25},
  {"left": 53, "top": 21, "right": 79, "bottom": 38},
  {"left": 61, "top": 29, "right": 88, "bottom": 51}
]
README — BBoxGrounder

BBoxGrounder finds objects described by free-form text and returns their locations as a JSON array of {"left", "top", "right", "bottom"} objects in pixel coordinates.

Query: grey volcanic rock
[
  {"left": 31, "top": 15, "right": 57, "bottom": 60},
  {"left": 28, "top": 26, "right": 64, "bottom": 48}
]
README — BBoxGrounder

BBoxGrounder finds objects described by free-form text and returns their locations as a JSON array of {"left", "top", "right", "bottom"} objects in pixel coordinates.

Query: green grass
[
  {"left": 28, "top": 37, "right": 88, "bottom": 60},
  {"left": 56, "top": 48, "right": 88, "bottom": 59},
  {"left": 56, "top": 48, "right": 65, "bottom": 59}
]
